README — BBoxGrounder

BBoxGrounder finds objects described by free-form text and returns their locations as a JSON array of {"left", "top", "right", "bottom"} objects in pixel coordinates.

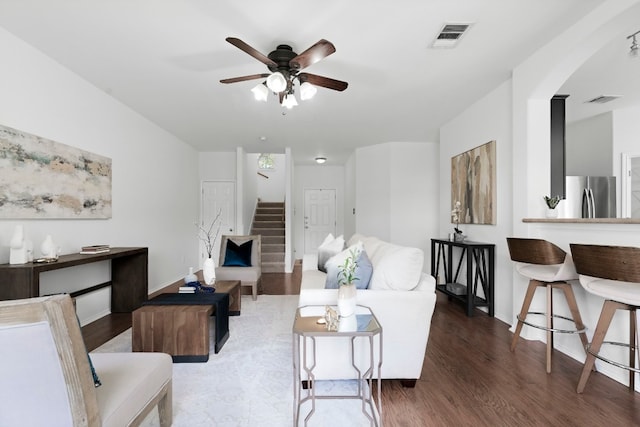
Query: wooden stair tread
[{"left": 254, "top": 201, "right": 286, "bottom": 273}]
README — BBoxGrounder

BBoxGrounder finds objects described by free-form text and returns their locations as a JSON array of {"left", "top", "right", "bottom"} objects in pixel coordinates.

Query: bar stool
[
  {"left": 507, "top": 238, "right": 589, "bottom": 373},
  {"left": 570, "top": 243, "right": 640, "bottom": 393}
]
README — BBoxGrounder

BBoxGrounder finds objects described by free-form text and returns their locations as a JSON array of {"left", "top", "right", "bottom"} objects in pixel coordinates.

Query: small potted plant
[
  {"left": 336, "top": 249, "right": 359, "bottom": 317},
  {"left": 451, "top": 201, "right": 465, "bottom": 241},
  {"left": 544, "top": 195, "right": 560, "bottom": 218}
]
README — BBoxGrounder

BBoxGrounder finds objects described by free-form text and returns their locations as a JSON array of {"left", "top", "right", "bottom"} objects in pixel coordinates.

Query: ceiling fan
[{"left": 220, "top": 37, "right": 348, "bottom": 108}]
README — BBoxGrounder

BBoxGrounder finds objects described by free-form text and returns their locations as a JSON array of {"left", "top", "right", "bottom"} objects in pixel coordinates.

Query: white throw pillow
[
  {"left": 325, "top": 241, "right": 364, "bottom": 269},
  {"left": 317, "top": 234, "right": 345, "bottom": 272},
  {"left": 347, "top": 233, "right": 366, "bottom": 247},
  {"left": 368, "top": 244, "right": 424, "bottom": 291},
  {"left": 362, "top": 237, "right": 387, "bottom": 267},
  {"left": 319, "top": 233, "right": 335, "bottom": 248}
]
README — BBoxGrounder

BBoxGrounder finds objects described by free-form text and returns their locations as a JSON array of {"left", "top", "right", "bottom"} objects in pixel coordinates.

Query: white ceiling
[
  {"left": 561, "top": 24, "right": 640, "bottom": 124},
  {"left": 1, "top": 0, "right": 634, "bottom": 165}
]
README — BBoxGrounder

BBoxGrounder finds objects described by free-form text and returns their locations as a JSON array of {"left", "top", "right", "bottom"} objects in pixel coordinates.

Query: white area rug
[{"left": 95, "top": 295, "right": 377, "bottom": 426}]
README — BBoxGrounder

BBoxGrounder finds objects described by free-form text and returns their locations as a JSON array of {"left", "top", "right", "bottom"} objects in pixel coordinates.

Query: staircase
[{"left": 251, "top": 201, "right": 285, "bottom": 273}]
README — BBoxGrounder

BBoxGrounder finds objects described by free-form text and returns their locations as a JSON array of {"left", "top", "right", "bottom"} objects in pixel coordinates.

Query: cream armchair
[
  {"left": 216, "top": 235, "right": 262, "bottom": 300},
  {"left": 0, "top": 294, "right": 172, "bottom": 427}
]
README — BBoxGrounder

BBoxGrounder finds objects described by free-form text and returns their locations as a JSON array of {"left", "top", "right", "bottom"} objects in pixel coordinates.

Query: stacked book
[
  {"left": 178, "top": 286, "right": 196, "bottom": 294},
  {"left": 80, "top": 245, "right": 110, "bottom": 254}
]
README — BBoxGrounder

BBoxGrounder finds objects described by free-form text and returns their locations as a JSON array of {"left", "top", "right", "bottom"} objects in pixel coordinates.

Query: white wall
[
  {"left": 564, "top": 106, "right": 640, "bottom": 217},
  {"left": 199, "top": 151, "right": 236, "bottom": 181},
  {"left": 355, "top": 142, "right": 439, "bottom": 269},
  {"left": 241, "top": 150, "right": 257, "bottom": 233},
  {"left": 293, "top": 165, "right": 345, "bottom": 260},
  {"left": 0, "top": 27, "right": 199, "bottom": 324},
  {"left": 284, "top": 148, "right": 294, "bottom": 272},
  {"left": 613, "top": 106, "right": 640, "bottom": 218},
  {"left": 355, "top": 144, "right": 392, "bottom": 240},
  {"left": 612, "top": 106, "right": 640, "bottom": 158},
  {"left": 344, "top": 154, "right": 357, "bottom": 239},
  {"left": 389, "top": 142, "right": 439, "bottom": 255},
  {"left": 510, "top": 0, "right": 640, "bottom": 390},
  {"left": 253, "top": 153, "right": 286, "bottom": 202},
  {"left": 440, "top": 81, "right": 514, "bottom": 322},
  {"left": 566, "top": 112, "right": 613, "bottom": 176}
]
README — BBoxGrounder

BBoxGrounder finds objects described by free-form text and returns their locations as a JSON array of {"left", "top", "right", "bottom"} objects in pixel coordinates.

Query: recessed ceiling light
[
  {"left": 315, "top": 157, "right": 327, "bottom": 164},
  {"left": 259, "top": 136, "right": 267, "bottom": 141}
]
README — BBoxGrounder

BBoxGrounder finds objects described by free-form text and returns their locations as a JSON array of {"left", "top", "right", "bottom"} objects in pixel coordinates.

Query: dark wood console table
[
  {"left": 0, "top": 247, "right": 148, "bottom": 313},
  {"left": 430, "top": 239, "right": 494, "bottom": 317}
]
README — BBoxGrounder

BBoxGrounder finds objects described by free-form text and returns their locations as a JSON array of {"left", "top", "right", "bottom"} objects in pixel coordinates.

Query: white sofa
[{"left": 298, "top": 234, "right": 437, "bottom": 386}]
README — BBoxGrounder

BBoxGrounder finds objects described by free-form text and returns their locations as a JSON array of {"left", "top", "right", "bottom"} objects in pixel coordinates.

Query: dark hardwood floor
[
  {"left": 384, "top": 292, "right": 640, "bottom": 426},
  {"left": 82, "top": 262, "right": 640, "bottom": 425}
]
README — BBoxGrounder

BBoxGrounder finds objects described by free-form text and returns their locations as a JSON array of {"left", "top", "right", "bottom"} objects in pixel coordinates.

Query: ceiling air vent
[
  {"left": 585, "top": 95, "right": 621, "bottom": 104},
  {"left": 431, "top": 23, "right": 472, "bottom": 48}
]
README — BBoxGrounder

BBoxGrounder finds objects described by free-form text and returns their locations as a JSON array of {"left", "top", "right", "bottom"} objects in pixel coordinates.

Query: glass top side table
[{"left": 292, "top": 305, "right": 383, "bottom": 426}]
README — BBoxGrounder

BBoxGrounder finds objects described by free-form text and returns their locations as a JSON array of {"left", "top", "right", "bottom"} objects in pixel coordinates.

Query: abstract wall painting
[
  {"left": 0, "top": 124, "right": 112, "bottom": 219},
  {"left": 451, "top": 140, "right": 496, "bottom": 225}
]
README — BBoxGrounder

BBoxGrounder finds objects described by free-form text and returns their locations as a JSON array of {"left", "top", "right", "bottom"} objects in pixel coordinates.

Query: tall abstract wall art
[
  {"left": 0, "top": 124, "right": 112, "bottom": 219},
  {"left": 451, "top": 140, "right": 496, "bottom": 225}
]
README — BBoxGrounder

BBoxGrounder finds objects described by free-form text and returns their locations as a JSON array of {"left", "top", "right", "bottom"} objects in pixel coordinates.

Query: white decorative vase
[
  {"left": 338, "top": 313, "right": 357, "bottom": 332},
  {"left": 40, "top": 234, "right": 56, "bottom": 259},
  {"left": 203, "top": 257, "right": 216, "bottom": 285},
  {"left": 184, "top": 267, "right": 198, "bottom": 284},
  {"left": 337, "top": 283, "right": 357, "bottom": 318},
  {"left": 546, "top": 208, "right": 558, "bottom": 218},
  {"left": 9, "top": 225, "right": 27, "bottom": 265}
]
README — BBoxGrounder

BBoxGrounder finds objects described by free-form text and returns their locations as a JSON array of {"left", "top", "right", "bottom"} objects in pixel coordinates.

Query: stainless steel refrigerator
[{"left": 564, "top": 176, "right": 616, "bottom": 218}]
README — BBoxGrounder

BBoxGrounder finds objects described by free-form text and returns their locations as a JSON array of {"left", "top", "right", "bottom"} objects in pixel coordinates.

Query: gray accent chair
[{"left": 216, "top": 234, "right": 262, "bottom": 300}]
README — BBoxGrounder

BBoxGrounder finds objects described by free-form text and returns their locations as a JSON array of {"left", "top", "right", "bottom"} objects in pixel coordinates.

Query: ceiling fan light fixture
[
  {"left": 299, "top": 82, "right": 317, "bottom": 100},
  {"left": 266, "top": 72, "right": 287, "bottom": 93},
  {"left": 221, "top": 37, "right": 348, "bottom": 108},
  {"left": 282, "top": 93, "right": 298, "bottom": 109},
  {"left": 251, "top": 83, "right": 269, "bottom": 101}
]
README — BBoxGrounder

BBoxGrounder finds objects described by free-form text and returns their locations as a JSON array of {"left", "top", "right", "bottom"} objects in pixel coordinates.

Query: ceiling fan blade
[
  {"left": 225, "top": 37, "right": 277, "bottom": 68},
  {"left": 298, "top": 73, "right": 348, "bottom": 92},
  {"left": 220, "top": 74, "right": 270, "bottom": 84},
  {"left": 289, "top": 39, "right": 336, "bottom": 70}
]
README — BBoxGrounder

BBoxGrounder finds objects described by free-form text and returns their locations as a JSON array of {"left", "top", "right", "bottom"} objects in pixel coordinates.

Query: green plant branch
[
  {"left": 544, "top": 195, "right": 560, "bottom": 209},
  {"left": 337, "top": 249, "right": 360, "bottom": 286}
]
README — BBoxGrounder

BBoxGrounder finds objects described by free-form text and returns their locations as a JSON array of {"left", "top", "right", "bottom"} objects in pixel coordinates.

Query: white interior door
[
  {"left": 304, "top": 189, "right": 336, "bottom": 253},
  {"left": 201, "top": 181, "right": 236, "bottom": 263}
]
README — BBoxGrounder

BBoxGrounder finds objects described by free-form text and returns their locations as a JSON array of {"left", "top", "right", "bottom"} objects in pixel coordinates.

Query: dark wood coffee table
[
  {"left": 133, "top": 303, "right": 216, "bottom": 362},
  {"left": 132, "top": 292, "right": 230, "bottom": 362},
  {"left": 213, "top": 280, "right": 241, "bottom": 315},
  {"left": 132, "top": 278, "right": 241, "bottom": 362}
]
